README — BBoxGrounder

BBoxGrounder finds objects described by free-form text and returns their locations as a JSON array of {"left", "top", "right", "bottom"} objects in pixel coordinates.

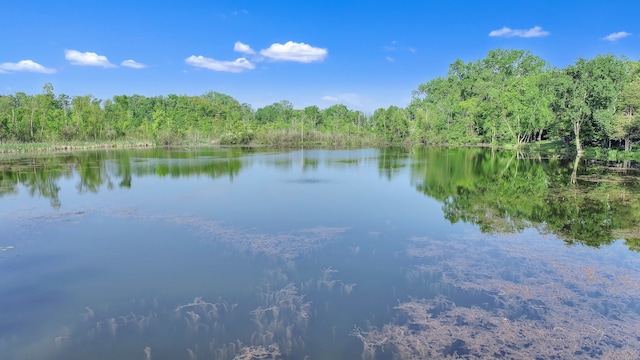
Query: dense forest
[{"left": 1, "top": 49, "right": 639, "bottom": 152}]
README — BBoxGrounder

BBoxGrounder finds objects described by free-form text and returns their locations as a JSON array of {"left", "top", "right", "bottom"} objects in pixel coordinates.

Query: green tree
[
  {"left": 411, "top": 49, "right": 548, "bottom": 145},
  {"left": 553, "top": 55, "right": 629, "bottom": 154},
  {"left": 613, "top": 75, "right": 640, "bottom": 150},
  {"left": 500, "top": 74, "right": 552, "bottom": 145},
  {"left": 373, "top": 106, "right": 409, "bottom": 144},
  {"left": 0, "top": 95, "right": 13, "bottom": 142}
]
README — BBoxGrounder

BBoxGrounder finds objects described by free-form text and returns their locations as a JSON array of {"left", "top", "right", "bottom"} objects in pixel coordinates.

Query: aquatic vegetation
[
  {"left": 353, "top": 297, "right": 640, "bottom": 359},
  {"left": 233, "top": 344, "right": 281, "bottom": 360},
  {"left": 251, "top": 283, "right": 311, "bottom": 356},
  {"left": 107, "top": 207, "right": 349, "bottom": 260},
  {"left": 49, "top": 296, "right": 241, "bottom": 359},
  {"left": 42, "top": 263, "right": 351, "bottom": 360},
  {"left": 175, "top": 296, "right": 238, "bottom": 335},
  {"left": 314, "top": 267, "right": 357, "bottom": 294},
  {"left": 5, "top": 197, "right": 639, "bottom": 359},
  {"left": 352, "top": 231, "right": 640, "bottom": 359}
]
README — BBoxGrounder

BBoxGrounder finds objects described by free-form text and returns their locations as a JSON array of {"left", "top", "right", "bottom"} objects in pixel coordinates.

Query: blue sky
[{"left": 1, "top": 0, "right": 638, "bottom": 113}]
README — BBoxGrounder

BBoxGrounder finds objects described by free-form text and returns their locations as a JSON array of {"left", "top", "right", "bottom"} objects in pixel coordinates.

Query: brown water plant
[
  {"left": 7, "top": 204, "right": 349, "bottom": 261},
  {"left": 352, "top": 230, "right": 640, "bottom": 359},
  {"left": 52, "top": 295, "right": 248, "bottom": 359},
  {"left": 353, "top": 298, "right": 640, "bottom": 359},
  {"left": 314, "top": 267, "right": 357, "bottom": 295},
  {"left": 250, "top": 283, "right": 311, "bottom": 356},
  {"left": 106, "top": 207, "right": 349, "bottom": 260},
  {"left": 175, "top": 296, "right": 237, "bottom": 337},
  {"left": 93, "top": 311, "right": 157, "bottom": 340},
  {"left": 233, "top": 343, "right": 281, "bottom": 360}
]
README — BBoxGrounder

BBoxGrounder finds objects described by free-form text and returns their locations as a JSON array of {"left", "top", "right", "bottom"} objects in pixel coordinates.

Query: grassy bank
[
  {"left": 253, "top": 129, "right": 382, "bottom": 148},
  {"left": 2, "top": 137, "right": 639, "bottom": 162},
  {"left": 0, "top": 140, "right": 155, "bottom": 154},
  {"left": 0, "top": 130, "right": 383, "bottom": 154}
]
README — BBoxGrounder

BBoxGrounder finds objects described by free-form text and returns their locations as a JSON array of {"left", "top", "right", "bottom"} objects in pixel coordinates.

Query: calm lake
[{"left": 1, "top": 147, "right": 639, "bottom": 359}]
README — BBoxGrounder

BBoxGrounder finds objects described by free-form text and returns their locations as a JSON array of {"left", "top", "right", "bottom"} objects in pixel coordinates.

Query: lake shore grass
[
  {"left": 0, "top": 132, "right": 383, "bottom": 155},
  {"left": 253, "top": 129, "right": 382, "bottom": 148},
  {"left": 0, "top": 140, "right": 155, "bottom": 154},
  {"left": 2, "top": 137, "right": 639, "bottom": 162}
]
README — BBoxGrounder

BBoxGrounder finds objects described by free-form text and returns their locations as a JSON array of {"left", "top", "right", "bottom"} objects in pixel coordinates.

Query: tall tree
[
  {"left": 613, "top": 77, "right": 640, "bottom": 150},
  {"left": 0, "top": 95, "right": 13, "bottom": 142},
  {"left": 553, "top": 55, "right": 629, "bottom": 154}
]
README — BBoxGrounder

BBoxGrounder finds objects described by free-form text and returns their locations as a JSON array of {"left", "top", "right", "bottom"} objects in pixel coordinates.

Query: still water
[{"left": 0, "top": 147, "right": 639, "bottom": 359}]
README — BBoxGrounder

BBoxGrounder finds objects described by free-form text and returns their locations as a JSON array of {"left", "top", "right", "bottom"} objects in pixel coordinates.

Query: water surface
[{"left": 1, "top": 147, "right": 639, "bottom": 359}]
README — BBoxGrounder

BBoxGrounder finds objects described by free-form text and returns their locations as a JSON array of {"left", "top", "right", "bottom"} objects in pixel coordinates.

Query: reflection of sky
[
  {"left": 176, "top": 149, "right": 452, "bottom": 236},
  {"left": 1, "top": 149, "right": 640, "bottom": 359},
  {"left": 0, "top": 149, "right": 451, "bottom": 237}
]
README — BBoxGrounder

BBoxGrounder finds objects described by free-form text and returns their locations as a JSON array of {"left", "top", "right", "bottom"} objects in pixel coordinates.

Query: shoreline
[
  {"left": 1, "top": 140, "right": 638, "bottom": 163},
  {"left": 0, "top": 141, "right": 156, "bottom": 154}
]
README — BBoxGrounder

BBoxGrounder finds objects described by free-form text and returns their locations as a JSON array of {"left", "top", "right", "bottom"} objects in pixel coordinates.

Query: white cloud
[
  {"left": 65, "top": 49, "right": 115, "bottom": 67},
  {"left": 0, "top": 59, "right": 56, "bottom": 74},
  {"left": 385, "top": 56, "right": 395, "bottom": 62},
  {"left": 234, "top": 41, "right": 255, "bottom": 55},
  {"left": 121, "top": 59, "right": 146, "bottom": 69},
  {"left": 185, "top": 55, "right": 255, "bottom": 73},
  {"left": 489, "top": 26, "right": 550, "bottom": 38},
  {"left": 322, "top": 95, "right": 339, "bottom": 102},
  {"left": 260, "top": 41, "right": 327, "bottom": 63},
  {"left": 603, "top": 31, "right": 631, "bottom": 41}
]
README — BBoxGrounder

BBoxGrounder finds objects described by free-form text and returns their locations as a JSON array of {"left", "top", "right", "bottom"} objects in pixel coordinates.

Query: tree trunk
[
  {"left": 30, "top": 99, "right": 35, "bottom": 140},
  {"left": 625, "top": 136, "right": 631, "bottom": 151},
  {"left": 574, "top": 121, "right": 583, "bottom": 155},
  {"left": 383, "top": 114, "right": 386, "bottom": 142},
  {"left": 12, "top": 109, "right": 17, "bottom": 139},
  {"left": 571, "top": 155, "right": 581, "bottom": 185}
]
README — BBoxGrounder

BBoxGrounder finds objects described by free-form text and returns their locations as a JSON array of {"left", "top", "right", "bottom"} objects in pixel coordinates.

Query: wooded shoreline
[{"left": 1, "top": 49, "right": 639, "bottom": 159}]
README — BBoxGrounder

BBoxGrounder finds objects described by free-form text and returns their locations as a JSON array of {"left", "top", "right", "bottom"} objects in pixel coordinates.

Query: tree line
[
  {"left": 1, "top": 48, "right": 639, "bottom": 151},
  {"left": 0, "top": 87, "right": 380, "bottom": 147},
  {"left": 410, "top": 49, "right": 640, "bottom": 153}
]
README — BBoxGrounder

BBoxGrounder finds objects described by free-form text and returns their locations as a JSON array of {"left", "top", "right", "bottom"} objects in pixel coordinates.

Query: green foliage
[
  {"left": 372, "top": 106, "right": 410, "bottom": 144},
  {"left": 1, "top": 49, "right": 639, "bottom": 151},
  {"left": 552, "top": 55, "right": 631, "bottom": 153},
  {"left": 411, "top": 49, "right": 637, "bottom": 151},
  {"left": 218, "top": 118, "right": 254, "bottom": 145}
]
